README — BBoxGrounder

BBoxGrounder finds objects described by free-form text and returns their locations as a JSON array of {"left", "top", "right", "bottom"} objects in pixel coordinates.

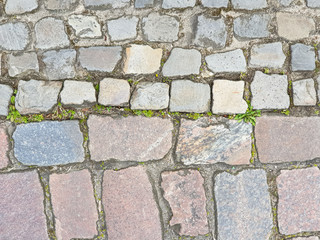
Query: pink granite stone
[
  {"left": 0, "top": 125, "right": 9, "bottom": 169},
  {"left": 50, "top": 170, "right": 98, "bottom": 240}
]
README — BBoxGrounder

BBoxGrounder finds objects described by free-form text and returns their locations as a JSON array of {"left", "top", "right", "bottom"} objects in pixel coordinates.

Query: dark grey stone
[
  {"left": 291, "top": 44, "right": 316, "bottom": 71},
  {"left": 234, "top": 14, "right": 270, "bottom": 40}
]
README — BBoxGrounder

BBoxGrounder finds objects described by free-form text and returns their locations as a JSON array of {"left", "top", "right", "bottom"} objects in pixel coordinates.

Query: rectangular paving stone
[
  {"left": 8, "top": 52, "right": 39, "bottom": 77},
  {"left": 293, "top": 79, "right": 316, "bottom": 106},
  {"left": 0, "top": 84, "right": 13, "bottom": 116},
  {"left": 45, "top": 0, "right": 78, "bottom": 10},
  {"left": 98, "top": 78, "right": 130, "bottom": 106},
  {"left": 162, "top": 0, "right": 196, "bottom": 8},
  {"left": 277, "top": 168, "right": 320, "bottom": 234},
  {"left": 61, "top": 80, "right": 96, "bottom": 106},
  {"left": 234, "top": 14, "right": 270, "bottom": 40},
  {"left": 88, "top": 115, "right": 173, "bottom": 162},
  {"left": 103, "top": 167, "right": 162, "bottom": 240},
  {"left": 161, "top": 170, "right": 209, "bottom": 236},
  {"left": 107, "top": 16, "right": 138, "bottom": 42},
  {"left": 177, "top": 117, "right": 252, "bottom": 165},
  {"left": 307, "top": 0, "right": 320, "bottom": 7},
  {"left": 231, "top": 0, "right": 267, "bottom": 9},
  {"left": 215, "top": 170, "right": 273, "bottom": 240},
  {"left": 135, "top": 0, "right": 154, "bottom": 8},
  {"left": 0, "top": 171, "right": 48, "bottom": 240},
  {"left": 50, "top": 170, "right": 98, "bottom": 240},
  {"left": 255, "top": 116, "right": 320, "bottom": 163},
  {"left": 13, "top": 121, "right": 84, "bottom": 166},
  {"left": 5, "top": 0, "right": 38, "bottom": 14},
  {"left": 291, "top": 44, "right": 316, "bottom": 71},
  {"left": 0, "top": 124, "right": 9, "bottom": 169},
  {"left": 68, "top": 15, "right": 101, "bottom": 38},
  {"left": 201, "top": 0, "right": 228, "bottom": 7}
]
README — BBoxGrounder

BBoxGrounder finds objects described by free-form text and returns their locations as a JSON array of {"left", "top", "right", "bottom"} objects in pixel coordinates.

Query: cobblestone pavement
[{"left": 1, "top": 0, "right": 320, "bottom": 239}]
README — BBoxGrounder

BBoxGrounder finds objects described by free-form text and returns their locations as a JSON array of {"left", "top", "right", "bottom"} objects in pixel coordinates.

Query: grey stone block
[
  {"left": 293, "top": 79, "right": 316, "bottom": 106},
  {"left": 5, "top": 0, "right": 38, "bottom": 14},
  {"left": 307, "top": 0, "right": 320, "bottom": 8},
  {"left": 98, "top": 78, "right": 130, "bottom": 106},
  {"left": 231, "top": 0, "right": 267, "bottom": 10},
  {"left": 201, "top": 0, "right": 228, "bottom": 7},
  {"left": 0, "top": 22, "right": 30, "bottom": 51},
  {"left": 0, "top": 84, "right": 13, "bottom": 116},
  {"left": 291, "top": 44, "right": 315, "bottom": 71},
  {"left": 45, "top": 0, "right": 78, "bottom": 10},
  {"left": 8, "top": 52, "right": 39, "bottom": 77},
  {"left": 107, "top": 16, "right": 138, "bottom": 41},
  {"left": 162, "top": 0, "right": 196, "bottom": 8},
  {"left": 278, "top": 0, "right": 294, "bottom": 6},
  {"left": 84, "top": 0, "right": 130, "bottom": 8},
  {"left": 135, "top": 0, "right": 154, "bottom": 8},
  {"left": 68, "top": 15, "right": 101, "bottom": 38},
  {"left": 61, "top": 81, "right": 96, "bottom": 106},
  {"left": 234, "top": 14, "right": 270, "bottom": 40}
]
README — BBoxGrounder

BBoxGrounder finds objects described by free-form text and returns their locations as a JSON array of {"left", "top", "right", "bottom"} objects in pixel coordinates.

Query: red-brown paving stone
[
  {"left": 0, "top": 171, "right": 48, "bottom": 240},
  {"left": 50, "top": 170, "right": 98, "bottom": 240},
  {"left": 161, "top": 170, "right": 209, "bottom": 236},
  {"left": 0, "top": 124, "right": 9, "bottom": 169},
  {"left": 103, "top": 166, "right": 162, "bottom": 240},
  {"left": 256, "top": 116, "right": 320, "bottom": 163},
  {"left": 277, "top": 168, "right": 320, "bottom": 234},
  {"left": 88, "top": 115, "right": 173, "bottom": 162}
]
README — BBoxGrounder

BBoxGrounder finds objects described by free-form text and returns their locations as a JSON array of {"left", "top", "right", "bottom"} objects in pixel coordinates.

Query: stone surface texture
[
  {"left": 0, "top": 22, "right": 30, "bottom": 51},
  {"left": 291, "top": 44, "right": 316, "bottom": 71},
  {"left": 68, "top": 15, "right": 101, "bottom": 38},
  {"left": 88, "top": 115, "right": 173, "bottom": 161},
  {"left": 0, "top": 84, "right": 13, "bottom": 116},
  {"left": 293, "top": 79, "right": 316, "bottom": 106},
  {"left": 234, "top": 14, "right": 270, "bottom": 39},
  {"left": 135, "top": 0, "right": 154, "bottom": 8},
  {"left": 201, "top": 0, "right": 228, "bottom": 7},
  {"left": 98, "top": 78, "right": 130, "bottom": 106},
  {"left": 45, "top": 0, "right": 78, "bottom": 10},
  {"left": 107, "top": 16, "right": 138, "bottom": 41},
  {"left": 84, "top": 0, "right": 130, "bottom": 8},
  {"left": 307, "top": 0, "right": 320, "bottom": 7},
  {"left": 231, "top": 0, "right": 267, "bottom": 9},
  {"left": 8, "top": 52, "right": 39, "bottom": 77},
  {"left": 177, "top": 118, "right": 252, "bottom": 165},
  {"left": 13, "top": 121, "right": 84, "bottom": 166},
  {"left": 162, "top": 0, "right": 196, "bottom": 8},
  {"left": 61, "top": 80, "right": 96, "bottom": 106},
  {"left": 0, "top": 125, "right": 9, "bottom": 169},
  {"left": 279, "top": 0, "right": 294, "bottom": 6},
  {"left": 103, "top": 167, "right": 162, "bottom": 240},
  {"left": 5, "top": 0, "right": 38, "bottom": 14}
]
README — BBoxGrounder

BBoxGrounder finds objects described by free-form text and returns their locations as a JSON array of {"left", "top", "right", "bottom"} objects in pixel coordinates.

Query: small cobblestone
[
  {"left": 13, "top": 121, "right": 84, "bottom": 166},
  {"left": 293, "top": 79, "right": 316, "bottom": 106},
  {"left": 103, "top": 167, "right": 162, "bottom": 240},
  {"left": 135, "top": 0, "right": 154, "bottom": 8},
  {"left": 201, "top": 0, "right": 228, "bottom": 7},
  {"left": 0, "top": 22, "right": 30, "bottom": 51},
  {"left": 0, "top": 125, "right": 9, "bottom": 169},
  {"left": 306, "top": 0, "right": 320, "bottom": 8},
  {"left": 0, "top": 84, "right": 13, "bottom": 116},
  {"left": 161, "top": 170, "right": 209, "bottom": 236},
  {"left": 98, "top": 78, "right": 130, "bottom": 106},
  {"left": 61, "top": 80, "right": 96, "bottom": 106},
  {"left": 215, "top": 170, "right": 273, "bottom": 240},
  {"left": 84, "top": 0, "right": 130, "bottom": 8},
  {"left": 68, "top": 15, "right": 101, "bottom": 38},
  {"left": 130, "top": 82, "right": 169, "bottom": 110},
  {"left": 234, "top": 14, "right": 270, "bottom": 40},
  {"left": 45, "top": 0, "right": 78, "bottom": 10},
  {"left": 107, "top": 16, "right": 138, "bottom": 41},
  {"left": 5, "top": 0, "right": 38, "bottom": 14},
  {"left": 162, "top": 0, "right": 196, "bottom": 8},
  {"left": 291, "top": 44, "right": 316, "bottom": 71},
  {"left": 170, "top": 80, "right": 210, "bottom": 113},
  {"left": 8, "top": 52, "right": 39, "bottom": 77},
  {"left": 231, "top": 0, "right": 267, "bottom": 10},
  {"left": 177, "top": 118, "right": 252, "bottom": 165}
]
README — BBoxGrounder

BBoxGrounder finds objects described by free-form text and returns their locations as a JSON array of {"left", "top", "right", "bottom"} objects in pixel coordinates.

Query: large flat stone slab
[{"left": 0, "top": 22, "right": 30, "bottom": 51}]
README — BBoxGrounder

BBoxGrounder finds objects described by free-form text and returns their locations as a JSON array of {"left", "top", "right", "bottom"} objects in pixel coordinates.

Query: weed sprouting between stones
[{"left": 234, "top": 105, "right": 261, "bottom": 126}]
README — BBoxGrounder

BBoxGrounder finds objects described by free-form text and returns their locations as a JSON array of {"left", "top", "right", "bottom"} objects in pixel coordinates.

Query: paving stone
[
  {"left": 107, "top": 16, "right": 138, "bottom": 41},
  {"left": 249, "top": 42, "right": 286, "bottom": 69},
  {"left": 131, "top": 82, "right": 169, "bottom": 110},
  {"left": 103, "top": 167, "right": 162, "bottom": 240},
  {"left": 84, "top": 0, "right": 130, "bottom": 8},
  {"left": 61, "top": 80, "right": 96, "bottom": 106},
  {"left": 135, "top": 0, "right": 154, "bottom": 8},
  {"left": 212, "top": 80, "right": 247, "bottom": 114},
  {"left": 205, "top": 49, "right": 246, "bottom": 73},
  {"left": 35, "top": 17, "right": 69, "bottom": 50},
  {"left": 98, "top": 78, "right": 130, "bottom": 106},
  {"left": 293, "top": 238, "right": 318, "bottom": 240},
  {"left": 170, "top": 80, "right": 210, "bottom": 113},
  {"left": 231, "top": 0, "right": 267, "bottom": 10},
  {"left": 162, "top": 48, "right": 201, "bottom": 77},
  {"left": 177, "top": 117, "right": 252, "bottom": 165},
  {"left": 68, "top": 15, "right": 101, "bottom": 38},
  {"left": 277, "top": 168, "right": 320, "bottom": 234},
  {"left": 13, "top": 121, "right": 84, "bottom": 166},
  {"left": 293, "top": 79, "right": 316, "bottom": 106},
  {"left": 0, "top": 125, "right": 9, "bottom": 169},
  {"left": 201, "top": 0, "right": 228, "bottom": 7},
  {"left": 194, "top": 15, "right": 227, "bottom": 48},
  {"left": 79, "top": 46, "right": 122, "bottom": 72},
  {"left": 5, "top": 0, "right": 38, "bottom": 14},
  {"left": 0, "top": 171, "right": 48, "bottom": 240},
  {"left": 278, "top": 0, "right": 294, "bottom": 6},
  {"left": 123, "top": 44, "right": 162, "bottom": 74},
  {"left": 215, "top": 170, "right": 272, "bottom": 240},
  {"left": 161, "top": 170, "right": 209, "bottom": 236},
  {"left": 162, "top": 0, "right": 196, "bottom": 8},
  {"left": 234, "top": 14, "right": 271, "bottom": 40},
  {"left": 43, "top": 49, "right": 76, "bottom": 80},
  {"left": 276, "top": 13, "right": 315, "bottom": 40},
  {"left": 50, "top": 170, "right": 98, "bottom": 240},
  {"left": 307, "top": 0, "right": 320, "bottom": 8},
  {"left": 88, "top": 115, "right": 173, "bottom": 161},
  {"left": 0, "top": 84, "right": 13, "bottom": 116},
  {"left": 0, "top": 22, "right": 30, "bottom": 51},
  {"left": 15, "top": 80, "right": 62, "bottom": 114},
  {"left": 251, "top": 71, "right": 289, "bottom": 109},
  {"left": 291, "top": 44, "right": 316, "bottom": 71},
  {"left": 257, "top": 116, "right": 320, "bottom": 163},
  {"left": 8, "top": 52, "right": 39, "bottom": 77},
  {"left": 45, "top": 0, "right": 78, "bottom": 10}
]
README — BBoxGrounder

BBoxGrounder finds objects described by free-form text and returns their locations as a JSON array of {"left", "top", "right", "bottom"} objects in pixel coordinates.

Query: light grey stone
[
  {"left": 291, "top": 44, "right": 316, "bottom": 71},
  {"left": 135, "top": 0, "right": 154, "bottom": 8},
  {"left": 131, "top": 82, "right": 169, "bottom": 110},
  {"left": 79, "top": 46, "right": 122, "bottom": 72},
  {"left": 278, "top": 0, "right": 294, "bottom": 6},
  {"left": 162, "top": 48, "right": 201, "bottom": 77},
  {"left": 107, "top": 16, "right": 138, "bottom": 41},
  {"left": 307, "top": 0, "right": 320, "bottom": 8},
  {"left": 177, "top": 118, "right": 252, "bottom": 165},
  {"left": 68, "top": 15, "right": 101, "bottom": 38},
  {"left": 8, "top": 53, "right": 39, "bottom": 77},
  {"left": 0, "top": 84, "right": 13, "bottom": 116},
  {"left": 84, "top": 0, "right": 130, "bottom": 8},
  {"left": 0, "top": 22, "right": 30, "bottom": 51},
  {"left": 5, "top": 0, "right": 38, "bottom": 14},
  {"left": 234, "top": 14, "right": 271, "bottom": 40},
  {"left": 142, "top": 13, "right": 179, "bottom": 42},
  {"left": 249, "top": 42, "right": 286, "bottom": 69},
  {"left": 98, "top": 78, "right": 130, "bottom": 106},
  {"left": 162, "top": 0, "right": 196, "bottom": 8},
  {"left": 201, "top": 0, "right": 228, "bottom": 7},
  {"left": 317, "top": 76, "right": 320, "bottom": 102},
  {"left": 215, "top": 170, "right": 273, "bottom": 240},
  {"left": 61, "top": 81, "right": 96, "bottom": 106},
  {"left": 45, "top": 0, "right": 78, "bottom": 10},
  {"left": 293, "top": 79, "right": 316, "bottom": 106},
  {"left": 35, "top": 17, "right": 69, "bottom": 50},
  {"left": 205, "top": 49, "right": 246, "bottom": 73},
  {"left": 170, "top": 80, "right": 210, "bottom": 113},
  {"left": 15, "top": 80, "right": 62, "bottom": 114},
  {"left": 251, "top": 71, "right": 290, "bottom": 109},
  {"left": 231, "top": 0, "right": 267, "bottom": 10},
  {"left": 43, "top": 49, "right": 76, "bottom": 80},
  {"left": 194, "top": 15, "right": 227, "bottom": 49}
]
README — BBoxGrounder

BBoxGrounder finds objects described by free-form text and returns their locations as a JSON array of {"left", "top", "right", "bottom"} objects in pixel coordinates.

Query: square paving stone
[
  {"left": 50, "top": 170, "right": 98, "bottom": 239},
  {"left": 13, "top": 121, "right": 84, "bottom": 166},
  {"left": 215, "top": 170, "right": 273, "bottom": 240},
  {"left": 0, "top": 22, "right": 31, "bottom": 51},
  {"left": 5, "top": 0, "right": 38, "bottom": 14},
  {"left": 98, "top": 78, "right": 130, "bottom": 106},
  {"left": 277, "top": 168, "right": 320, "bottom": 234},
  {"left": 0, "top": 171, "right": 48, "bottom": 240},
  {"left": 162, "top": 0, "right": 196, "bottom": 8},
  {"left": 293, "top": 79, "right": 316, "bottom": 106},
  {"left": 60, "top": 80, "right": 96, "bottom": 106},
  {"left": 107, "top": 16, "right": 138, "bottom": 41},
  {"left": 291, "top": 44, "right": 316, "bottom": 71},
  {"left": 0, "top": 84, "right": 13, "bottom": 116},
  {"left": 68, "top": 15, "right": 101, "bottom": 38},
  {"left": 8, "top": 52, "right": 39, "bottom": 77},
  {"left": 0, "top": 124, "right": 9, "bottom": 169},
  {"left": 103, "top": 167, "right": 162, "bottom": 240}
]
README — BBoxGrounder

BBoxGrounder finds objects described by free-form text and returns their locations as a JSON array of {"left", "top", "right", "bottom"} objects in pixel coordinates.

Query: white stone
[
  {"left": 0, "top": 22, "right": 30, "bottom": 51},
  {"left": 5, "top": 0, "right": 38, "bottom": 14},
  {"left": 98, "top": 78, "right": 130, "bottom": 106},
  {"left": 61, "top": 81, "right": 96, "bottom": 105},
  {"left": 293, "top": 79, "right": 316, "bottom": 106},
  {"left": 8, "top": 53, "right": 39, "bottom": 77},
  {"left": 107, "top": 16, "right": 139, "bottom": 41},
  {"left": 68, "top": 15, "right": 101, "bottom": 38}
]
